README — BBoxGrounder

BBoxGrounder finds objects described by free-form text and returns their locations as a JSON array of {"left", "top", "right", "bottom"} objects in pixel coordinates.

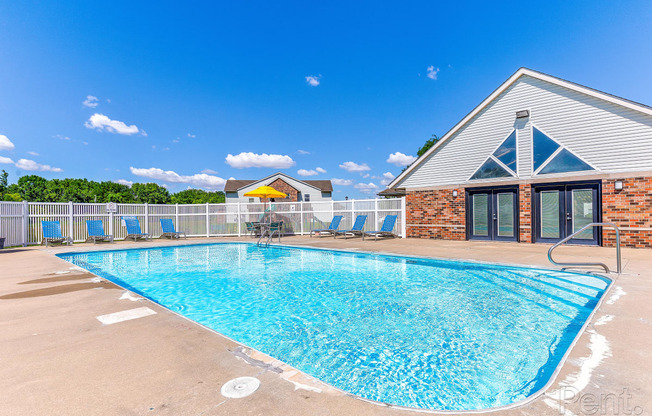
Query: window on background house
[
  {"left": 304, "top": 194, "right": 311, "bottom": 202},
  {"left": 248, "top": 198, "right": 254, "bottom": 203}
]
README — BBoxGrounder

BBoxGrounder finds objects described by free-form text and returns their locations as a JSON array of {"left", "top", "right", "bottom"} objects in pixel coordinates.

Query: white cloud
[
  {"left": 187, "top": 133, "right": 196, "bottom": 138},
  {"left": 83, "top": 95, "right": 99, "bottom": 108},
  {"left": 339, "top": 161, "right": 370, "bottom": 172},
  {"left": 331, "top": 178, "right": 353, "bottom": 186},
  {"left": 0, "top": 156, "right": 14, "bottom": 164},
  {"left": 172, "top": 138, "right": 180, "bottom": 143},
  {"left": 54, "top": 134, "right": 71, "bottom": 141},
  {"left": 201, "top": 169, "right": 217, "bottom": 174},
  {"left": 427, "top": 66, "right": 440, "bottom": 80},
  {"left": 130, "top": 167, "right": 226, "bottom": 190},
  {"left": 225, "top": 152, "right": 295, "bottom": 169},
  {"left": 85, "top": 113, "right": 141, "bottom": 135},
  {"left": 381, "top": 171, "right": 395, "bottom": 186},
  {"left": 361, "top": 173, "right": 370, "bottom": 178},
  {"left": 297, "top": 167, "right": 326, "bottom": 177},
  {"left": 354, "top": 182, "right": 379, "bottom": 194},
  {"left": 386, "top": 152, "right": 417, "bottom": 166},
  {"left": 27, "top": 151, "right": 40, "bottom": 156},
  {"left": 15, "top": 158, "right": 62, "bottom": 172},
  {"left": 297, "top": 149, "right": 310, "bottom": 155},
  {"left": 305, "top": 75, "right": 321, "bottom": 87},
  {"left": 297, "top": 169, "right": 318, "bottom": 177},
  {"left": 114, "top": 179, "right": 133, "bottom": 187},
  {"left": 0, "top": 134, "right": 15, "bottom": 150}
]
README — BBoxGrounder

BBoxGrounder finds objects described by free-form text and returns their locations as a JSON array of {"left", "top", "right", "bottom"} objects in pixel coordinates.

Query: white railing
[{"left": 0, "top": 198, "right": 406, "bottom": 247}]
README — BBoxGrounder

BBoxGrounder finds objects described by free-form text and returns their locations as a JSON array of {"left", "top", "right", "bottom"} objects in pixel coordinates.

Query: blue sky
[{"left": 0, "top": 1, "right": 650, "bottom": 198}]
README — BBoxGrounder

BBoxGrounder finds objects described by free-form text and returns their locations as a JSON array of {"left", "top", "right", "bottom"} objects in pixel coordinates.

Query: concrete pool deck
[{"left": 1, "top": 237, "right": 650, "bottom": 415}]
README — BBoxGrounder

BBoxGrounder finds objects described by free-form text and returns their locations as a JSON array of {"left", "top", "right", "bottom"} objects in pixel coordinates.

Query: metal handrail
[{"left": 548, "top": 222, "right": 621, "bottom": 274}]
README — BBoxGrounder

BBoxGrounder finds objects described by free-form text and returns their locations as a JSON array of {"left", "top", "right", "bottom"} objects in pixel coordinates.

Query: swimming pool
[{"left": 58, "top": 243, "right": 609, "bottom": 411}]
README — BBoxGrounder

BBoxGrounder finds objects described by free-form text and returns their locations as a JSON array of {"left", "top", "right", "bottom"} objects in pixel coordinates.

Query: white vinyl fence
[{"left": 0, "top": 198, "right": 406, "bottom": 247}]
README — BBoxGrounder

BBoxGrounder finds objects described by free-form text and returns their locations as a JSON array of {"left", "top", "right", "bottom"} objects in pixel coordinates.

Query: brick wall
[
  {"left": 602, "top": 177, "right": 652, "bottom": 248},
  {"left": 406, "top": 189, "right": 465, "bottom": 239},
  {"left": 264, "top": 179, "right": 299, "bottom": 202}
]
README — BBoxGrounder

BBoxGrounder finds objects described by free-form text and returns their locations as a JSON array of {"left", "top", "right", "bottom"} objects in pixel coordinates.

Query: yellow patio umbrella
[{"left": 243, "top": 186, "right": 287, "bottom": 222}]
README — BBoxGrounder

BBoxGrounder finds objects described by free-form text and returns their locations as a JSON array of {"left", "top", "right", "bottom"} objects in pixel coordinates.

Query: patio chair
[
  {"left": 309, "top": 215, "right": 343, "bottom": 237},
  {"left": 363, "top": 215, "right": 398, "bottom": 241},
  {"left": 160, "top": 218, "right": 186, "bottom": 239},
  {"left": 41, "top": 220, "right": 73, "bottom": 247},
  {"left": 85, "top": 220, "right": 114, "bottom": 244},
  {"left": 268, "top": 221, "right": 284, "bottom": 243},
  {"left": 122, "top": 216, "right": 152, "bottom": 242},
  {"left": 245, "top": 221, "right": 262, "bottom": 238},
  {"left": 334, "top": 215, "right": 367, "bottom": 239}
]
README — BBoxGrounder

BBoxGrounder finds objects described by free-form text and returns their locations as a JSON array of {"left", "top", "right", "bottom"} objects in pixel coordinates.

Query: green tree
[
  {"left": 417, "top": 134, "right": 440, "bottom": 157},
  {"left": 401, "top": 134, "right": 440, "bottom": 173},
  {"left": 131, "top": 182, "right": 171, "bottom": 204},
  {"left": 17, "top": 175, "right": 49, "bottom": 201},
  {"left": 2, "top": 193, "right": 22, "bottom": 202},
  {"left": 0, "top": 169, "right": 8, "bottom": 197},
  {"left": 171, "top": 189, "right": 225, "bottom": 204}
]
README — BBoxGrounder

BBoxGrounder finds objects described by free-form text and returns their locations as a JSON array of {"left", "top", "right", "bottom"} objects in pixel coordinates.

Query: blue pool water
[{"left": 58, "top": 243, "right": 609, "bottom": 411}]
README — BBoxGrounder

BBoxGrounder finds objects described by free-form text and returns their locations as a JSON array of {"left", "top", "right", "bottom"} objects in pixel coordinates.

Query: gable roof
[
  {"left": 224, "top": 172, "right": 333, "bottom": 193},
  {"left": 388, "top": 67, "right": 652, "bottom": 189}
]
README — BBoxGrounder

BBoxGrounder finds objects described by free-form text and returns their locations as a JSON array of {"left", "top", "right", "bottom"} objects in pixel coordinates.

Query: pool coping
[{"left": 52, "top": 240, "right": 616, "bottom": 414}]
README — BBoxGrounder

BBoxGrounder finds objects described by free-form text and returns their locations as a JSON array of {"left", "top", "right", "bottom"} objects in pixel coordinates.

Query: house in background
[
  {"left": 225, "top": 172, "right": 333, "bottom": 203},
  {"left": 384, "top": 68, "right": 652, "bottom": 248}
]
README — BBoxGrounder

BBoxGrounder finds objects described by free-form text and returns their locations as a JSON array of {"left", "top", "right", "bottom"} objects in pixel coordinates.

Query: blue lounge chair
[
  {"left": 334, "top": 215, "right": 367, "bottom": 239},
  {"left": 85, "top": 220, "right": 114, "bottom": 244},
  {"left": 41, "top": 220, "right": 72, "bottom": 247},
  {"left": 122, "top": 216, "right": 151, "bottom": 241},
  {"left": 310, "top": 215, "right": 343, "bottom": 237},
  {"left": 160, "top": 218, "right": 186, "bottom": 239},
  {"left": 363, "top": 215, "right": 398, "bottom": 241}
]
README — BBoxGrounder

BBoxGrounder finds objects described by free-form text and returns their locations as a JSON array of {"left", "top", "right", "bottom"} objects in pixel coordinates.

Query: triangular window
[
  {"left": 539, "top": 149, "right": 593, "bottom": 174},
  {"left": 533, "top": 127, "right": 560, "bottom": 171},
  {"left": 469, "top": 130, "right": 517, "bottom": 180},
  {"left": 533, "top": 127, "right": 594, "bottom": 175}
]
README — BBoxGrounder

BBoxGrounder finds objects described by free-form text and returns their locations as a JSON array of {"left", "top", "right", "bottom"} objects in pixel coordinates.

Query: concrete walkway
[{"left": 0, "top": 237, "right": 650, "bottom": 415}]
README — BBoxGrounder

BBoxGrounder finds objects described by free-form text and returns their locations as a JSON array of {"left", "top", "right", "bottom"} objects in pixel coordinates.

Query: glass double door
[
  {"left": 468, "top": 188, "right": 518, "bottom": 241},
  {"left": 533, "top": 182, "right": 600, "bottom": 245}
]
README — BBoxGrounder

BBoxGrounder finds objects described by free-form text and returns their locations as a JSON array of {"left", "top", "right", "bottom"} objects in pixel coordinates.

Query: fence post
[
  {"left": 374, "top": 198, "right": 379, "bottom": 230},
  {"left": 401, "top": 196, "right": 407, "bottom": 238},
  {"left": 331, "top": 199, "right": 335, "bottom": 223},
  {"left": 300, "top": 201, "right": 304, "bottom": 235},
  {"left": 237, "top": 202, "right": 241, "bottom": 237},
  {"left": 68, "top": 201, "right": 74, "bottom": 242},
  {"left": 351, "top": 199, "right": 355, "bottom": 228},
  {"left": 108, "top": 204, "right": 114, "bottom": 237},
  {"left": 144, "top": 202, "right": 149, "bottom": 234},
  {"left": 175, "top": 203, "right": 179, "bottom": 228},
  {"left": 206, "top": 202, "right": 210, "bottom": 237},
  {"left": 22, "top": 200, "right": 28, "bottom": 247}
]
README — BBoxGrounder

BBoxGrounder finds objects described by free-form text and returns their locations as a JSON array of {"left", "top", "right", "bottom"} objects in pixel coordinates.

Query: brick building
[
  {"left": 383, "top": 68, "right": 652, "bottom": 248},
  {"left": 224, "top": 172, "right": 333, "bottom": 203}
]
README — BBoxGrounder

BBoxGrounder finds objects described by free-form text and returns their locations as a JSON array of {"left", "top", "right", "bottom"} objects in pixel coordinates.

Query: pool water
[{"left": 58, "top": 243, "right": 609, "bottom": 411}]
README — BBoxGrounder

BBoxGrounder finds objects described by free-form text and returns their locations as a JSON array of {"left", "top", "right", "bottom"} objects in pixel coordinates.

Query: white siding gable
[{"left": 397, "top": 74, "right": 652, "bottom": 189}]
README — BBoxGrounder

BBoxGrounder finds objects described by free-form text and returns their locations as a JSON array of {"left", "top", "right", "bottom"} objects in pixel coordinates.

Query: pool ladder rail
[
  {"left": 548, "top": 222, "right": 622, "bottom": 274},
  {"left": 257, "top": 227, "right": 282, "bottom": 247}
]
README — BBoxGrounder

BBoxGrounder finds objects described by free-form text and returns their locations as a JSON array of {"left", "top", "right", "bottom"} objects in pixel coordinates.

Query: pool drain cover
[{"left": 220, "top": 377, "right": 260, "bottom": 398}]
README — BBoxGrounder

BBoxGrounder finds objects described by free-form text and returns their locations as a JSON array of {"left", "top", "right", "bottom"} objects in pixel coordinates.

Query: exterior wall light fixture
[
  {"left": 516, "top": 109, "right": 530, "bottom": 119},
  {"left": 614, "top": 180, "right": 624, "bottom": 191},
  {"left": 452, "top": 190, "right": 458, "bottom": 197}
]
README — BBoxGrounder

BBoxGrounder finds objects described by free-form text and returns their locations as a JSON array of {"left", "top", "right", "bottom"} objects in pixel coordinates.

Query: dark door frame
[
  {"left": 465, "top": 185, "right": 520, "bottom": 242},
  {"left": 531, "top": 180, "right": 602, "bottom": 246}
]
